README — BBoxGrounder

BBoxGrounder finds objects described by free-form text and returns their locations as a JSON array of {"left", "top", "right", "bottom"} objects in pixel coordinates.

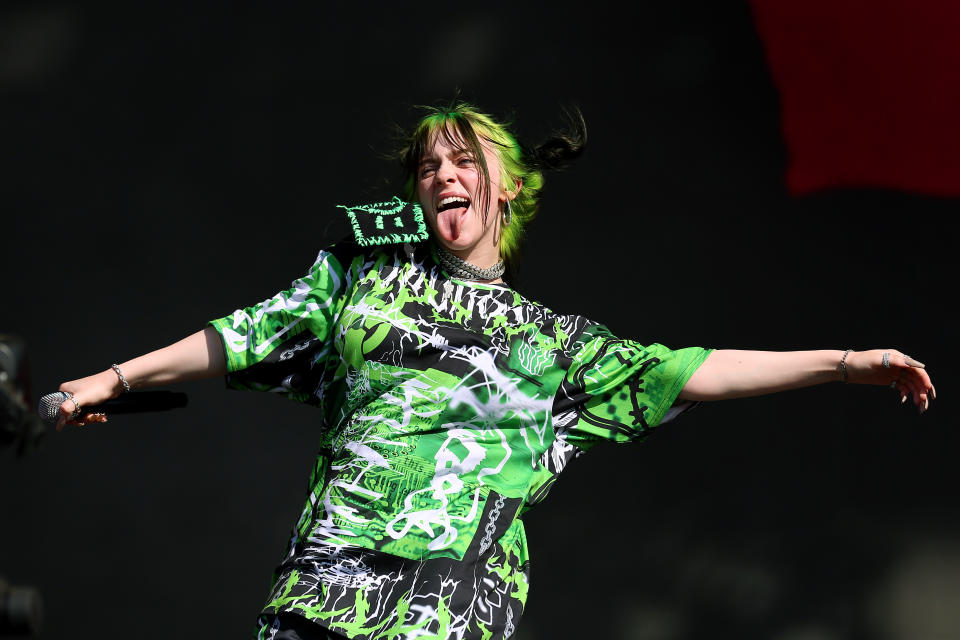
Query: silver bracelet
[
  {"left": 111, "top": 363, "right": 131, "bottom": 393},
  {"left": 838, "top": 349, "right": 853, "bottom": 383}
]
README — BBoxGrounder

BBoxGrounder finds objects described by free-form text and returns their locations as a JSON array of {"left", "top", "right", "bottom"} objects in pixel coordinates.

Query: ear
[{"left": 501, "top": 178, "right": 523, "bottom": 201}]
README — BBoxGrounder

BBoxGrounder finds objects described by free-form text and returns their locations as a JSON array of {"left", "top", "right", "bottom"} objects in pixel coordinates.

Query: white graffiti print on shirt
[
  {"left": 307, "top": 423, "right": 412, "bottom": 547},
  {"left": 221, "top": 251, "right": 345, "bottom": 357},
  {"left": 385, "top": 423, "right": 511, "bottom": 551},
  {"left": 332, "top": 333, "right": 550, "bottom": 551}
]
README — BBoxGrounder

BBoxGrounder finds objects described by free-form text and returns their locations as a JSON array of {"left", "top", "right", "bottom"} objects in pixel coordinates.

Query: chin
[{"left": 444, "top": 236, "right": 478, "bottom": 251}]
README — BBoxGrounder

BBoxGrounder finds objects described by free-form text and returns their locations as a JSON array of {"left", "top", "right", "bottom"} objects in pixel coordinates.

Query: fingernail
[
  {"left": 931, "top": 386, "right": 937, "bottom": 400},
  {"left": 900, "top": 395, "right": 907, "bottom": 404}
]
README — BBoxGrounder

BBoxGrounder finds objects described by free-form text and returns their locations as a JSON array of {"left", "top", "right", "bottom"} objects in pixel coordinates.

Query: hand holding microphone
[{"left": 41, "top": 365, "right": 187, "bottom": 430}]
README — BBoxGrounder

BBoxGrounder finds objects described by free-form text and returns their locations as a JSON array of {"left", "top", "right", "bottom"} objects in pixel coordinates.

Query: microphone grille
[{"left": 38, "top": 391, "right": 68, "bottom": 425}]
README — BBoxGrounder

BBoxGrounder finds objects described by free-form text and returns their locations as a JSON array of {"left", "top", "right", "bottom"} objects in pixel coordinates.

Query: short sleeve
[
  {"left": 552, "top": 324, "right": 712, "bottom": 449},
  {"left": 207, "top": 243, "right": 362, "bottom": 404}
]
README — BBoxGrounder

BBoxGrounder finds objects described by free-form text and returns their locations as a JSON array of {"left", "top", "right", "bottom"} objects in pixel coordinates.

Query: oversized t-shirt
[{"left": 209, "top": 239, "right": 711, "bottom": 640}]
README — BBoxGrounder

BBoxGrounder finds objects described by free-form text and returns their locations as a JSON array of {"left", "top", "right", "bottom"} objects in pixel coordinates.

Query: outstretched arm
[
  {"left": 678, "top": 349, "right": 935, "bottom": 412},
  {"left": 56, "top": 326, "right": 226, "bottom": 430}
]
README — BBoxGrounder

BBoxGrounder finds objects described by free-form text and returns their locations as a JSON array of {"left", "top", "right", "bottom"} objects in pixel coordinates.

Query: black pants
[{"left": 256, "top": 613, "right": 349, "bottom": 640}]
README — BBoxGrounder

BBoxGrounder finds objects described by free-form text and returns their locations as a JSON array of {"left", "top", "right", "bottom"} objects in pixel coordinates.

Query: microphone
[{"left": 37, "top": 390, "right": 189, "bottom": 425}]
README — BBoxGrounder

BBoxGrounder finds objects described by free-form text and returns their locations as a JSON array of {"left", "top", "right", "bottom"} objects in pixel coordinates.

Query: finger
[
  {"left": 904, "top": 382, "right": 929, "bottom": 412},
  {"left": 895, "top": 367, "right": 915, "bottom": 390},
  {"left": 901, "top": 367, "right": 935, "bottom": 406},
  {"left": 892, "top": 378, "right": 910, "bottom": 402},
  {"left": 911, "top": 365, "right": 933, "bottom": 385},
  {"left": 903, "top": 354, "right": 926, "bottom": 368},
  {"left": 894, "top": 375, "right": 924, "bottom": 408},
  {"left": 914, "top": 390, "right": 929, "bottom": 413},
  {"left": 57, "top": 402, "right": 74, "bottom": 431},
  {"left": 894, "top": 381, "right": 907, "bottom": 404},
  {"left": 58, "top": 396, "right": 84, "bottom": 429},
  {"left": 894, "top": 381, "right": 911, "bottom": 405},
  {"left": 909, "top": 383, "right": 927, "bottom": 410}
]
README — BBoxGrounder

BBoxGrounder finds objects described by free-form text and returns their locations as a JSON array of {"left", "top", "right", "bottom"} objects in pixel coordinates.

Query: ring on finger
[
  {"left": 63, "top": 391, "right": 82, "bottom": 421},
  {"left": 882, "top": 352, "right": 891, "bottom": 368}
]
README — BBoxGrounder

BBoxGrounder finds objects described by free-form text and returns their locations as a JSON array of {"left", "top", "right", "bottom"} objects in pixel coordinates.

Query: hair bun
[{"left": 526, "top": 107, "right": 587, "bottom": 171}]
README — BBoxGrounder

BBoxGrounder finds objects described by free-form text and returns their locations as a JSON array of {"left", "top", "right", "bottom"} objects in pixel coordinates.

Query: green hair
[{"left": 398, "top": 101, "right": 585, "bottom": 274}]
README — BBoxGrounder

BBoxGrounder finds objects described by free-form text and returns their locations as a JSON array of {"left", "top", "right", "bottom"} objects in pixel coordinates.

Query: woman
[{"left": 55, "top": 103, "right": 935, "bottom": 640}]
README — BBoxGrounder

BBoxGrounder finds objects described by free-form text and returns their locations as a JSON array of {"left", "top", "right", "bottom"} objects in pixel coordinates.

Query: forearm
[
  {"left": 56, "top": 326, "right": 227, "bottom": 428},
  {"left": 117, "top": 326, "right": 227, "bottom": 390},
  {"left": 679, "top": 349, "right": 844, "bottom": 401}
]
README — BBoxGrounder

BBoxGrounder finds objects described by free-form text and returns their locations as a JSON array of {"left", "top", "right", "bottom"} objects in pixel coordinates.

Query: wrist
[
  {"left": 836, "top": 348, "right": 853, "bottom": 383},
  {"left": 109, "top": 363, "right": 132, "bottom": 393}
]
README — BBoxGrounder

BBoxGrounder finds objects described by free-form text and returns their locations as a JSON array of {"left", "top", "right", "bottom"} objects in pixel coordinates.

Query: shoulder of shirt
[
  {"left": 315, "top": 238, "right": 426, "bottom": 281},
  {"left": 496, "top": 286, "right": 602, "bottom": 343}
]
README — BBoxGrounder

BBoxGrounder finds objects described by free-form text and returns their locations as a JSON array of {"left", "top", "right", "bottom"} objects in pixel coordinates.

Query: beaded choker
[{"left": 436, "top": 245, "right": 505, "bottom": 281}]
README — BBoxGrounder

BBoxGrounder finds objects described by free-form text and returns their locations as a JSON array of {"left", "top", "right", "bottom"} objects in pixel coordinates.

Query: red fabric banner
[{"left": 750, "top": 0, "right": 960, "bottom": 195}]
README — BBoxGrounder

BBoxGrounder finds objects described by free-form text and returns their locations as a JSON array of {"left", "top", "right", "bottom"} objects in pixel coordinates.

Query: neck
[
  {"left": 435, "top": 242, "right": 505, "bottom": 283},
  {"left": 442, "top": 242, "right": 500, "bottom": 270}
]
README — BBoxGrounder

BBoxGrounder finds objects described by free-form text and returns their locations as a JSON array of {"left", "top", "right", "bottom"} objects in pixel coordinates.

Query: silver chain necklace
[{"left": 436, "top": 245, "right": 505, "bottom": 281}]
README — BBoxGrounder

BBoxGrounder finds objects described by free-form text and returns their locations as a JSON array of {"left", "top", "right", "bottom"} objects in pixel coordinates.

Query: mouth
[{"left": 436, "top": 195, "right": 470, "bottom": 213}]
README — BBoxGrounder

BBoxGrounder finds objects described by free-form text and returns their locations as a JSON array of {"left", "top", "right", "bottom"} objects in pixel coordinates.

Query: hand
[
  {"left": 844, "top": 349, "right": 936, "bottom": 413},
  {"left": 56, "top": 369, "right": 123, "bottom": 431}
]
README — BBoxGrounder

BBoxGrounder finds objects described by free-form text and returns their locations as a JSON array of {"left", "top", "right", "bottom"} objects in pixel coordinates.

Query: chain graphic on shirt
[
  {"left": 278, "top": 336, "right": 317, "bottom": 361},
  {"left": 478, "top": 494, "right": 505, "bottom": 556}
]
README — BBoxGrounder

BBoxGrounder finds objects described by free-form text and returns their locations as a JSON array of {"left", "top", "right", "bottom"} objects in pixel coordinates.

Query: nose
[{"left": 435, "top": 160, "right": 456, "bottom": 184}]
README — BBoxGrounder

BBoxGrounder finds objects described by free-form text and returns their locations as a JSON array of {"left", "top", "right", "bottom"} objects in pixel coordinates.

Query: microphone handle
[{"left": 86, "top": 391, "right": 189, "bottom": 414}]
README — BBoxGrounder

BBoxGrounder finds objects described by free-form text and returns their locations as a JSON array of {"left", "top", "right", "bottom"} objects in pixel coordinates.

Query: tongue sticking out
[{"left": 437, "top": 208, "right": 467, "bottom": 243}]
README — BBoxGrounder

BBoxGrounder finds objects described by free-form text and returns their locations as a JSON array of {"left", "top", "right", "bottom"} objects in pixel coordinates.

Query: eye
[
  {"left": 419, "top": 164, "right": 437, "bottom": 178},
  {"left": 457, "top": 156, "right": 475, "bottom": 166}
]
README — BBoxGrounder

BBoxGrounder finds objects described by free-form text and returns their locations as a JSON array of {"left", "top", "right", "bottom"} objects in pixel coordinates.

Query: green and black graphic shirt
[{"left": 209, "top": 214, "right": 710, "bottom": 640}]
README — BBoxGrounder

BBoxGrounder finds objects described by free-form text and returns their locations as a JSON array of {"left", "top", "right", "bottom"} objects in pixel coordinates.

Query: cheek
[{"left": 415, "top": 184, "right": 433, "bottom": 213}]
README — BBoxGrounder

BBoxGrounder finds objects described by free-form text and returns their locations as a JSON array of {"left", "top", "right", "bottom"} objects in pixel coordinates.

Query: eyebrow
[{"left": 419, "top": 147, "right": 473, "bottom": 165}]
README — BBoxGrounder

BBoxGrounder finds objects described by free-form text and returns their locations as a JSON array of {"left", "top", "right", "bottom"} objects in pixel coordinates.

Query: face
[{"left": 416, "top": 129, "right": 508, "bottom": 258}]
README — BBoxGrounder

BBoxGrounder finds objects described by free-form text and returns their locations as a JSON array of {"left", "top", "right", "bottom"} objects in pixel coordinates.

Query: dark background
[{"left": 1, "top": 3, "right": 956, "bottom": 639}]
